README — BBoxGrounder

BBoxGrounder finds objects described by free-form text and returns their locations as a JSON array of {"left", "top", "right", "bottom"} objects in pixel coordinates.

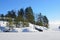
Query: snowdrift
[{"left": 14, "top": 23, "right": 48, "bottom": 32}]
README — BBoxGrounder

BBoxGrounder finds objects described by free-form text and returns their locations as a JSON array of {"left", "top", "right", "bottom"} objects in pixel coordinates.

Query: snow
[
  {"left": 13, "top": 23, "right": 60, "bottom": 32},
  {"left": 29, "top": 23, "right": 48, "bottom": 32},
  {"left": 48, "top": 24, "right": 60, "bottom": 31},
  {"left": 0, "top": 22, "right": 60, "bottom": 40},
  {"left": 0, "top": 32, "right": 60, "bottom": 40},
  {"left": 14, "top": 23, "right": 48, "bottom": 32},
  {"left": 0, "top": 21, "right": 60, "bottom": 32},
  {"left": 0, "top": 21, "right": 8, "bottom": 27}
]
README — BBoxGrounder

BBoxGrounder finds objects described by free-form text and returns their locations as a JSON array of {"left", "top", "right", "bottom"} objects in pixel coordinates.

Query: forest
[{"left": 0, "top": 7, "right": 49, "bottom": 28}]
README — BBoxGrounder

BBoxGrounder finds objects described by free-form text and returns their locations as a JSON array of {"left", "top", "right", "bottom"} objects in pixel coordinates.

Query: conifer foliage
[
  {"left": 25, "top": 7, "right": 35, "bottom": 24},
  {"left": 0, "top": 7, "right": 49, "bottom": 28}
]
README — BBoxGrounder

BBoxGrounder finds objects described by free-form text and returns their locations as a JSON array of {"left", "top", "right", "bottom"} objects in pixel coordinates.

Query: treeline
[{"left": 0, "top": 7, "right": 49, "bottom": 28}]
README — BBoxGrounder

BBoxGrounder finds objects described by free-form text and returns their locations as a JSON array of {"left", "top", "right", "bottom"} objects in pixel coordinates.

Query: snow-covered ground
[
  {"left": 14, "top": 23, "right": 60, "bottom": 32},
  {"left": 0, "top": 21, "right": 60, "bottom": 32},
  {"left": 48, "top": 24, "right": 60, "bottom": 31},
  {"left": 0, "top": 32, "right": 60, "bottom": 40},
  {"left": 14, "top": 23, "right": 48, "bottom": 32},
  {"left": 0, "top": 22, "right": 60, "bottom": 40}
]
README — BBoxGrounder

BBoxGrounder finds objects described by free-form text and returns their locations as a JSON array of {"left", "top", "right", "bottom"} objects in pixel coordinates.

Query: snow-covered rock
[{"left": 14, "top": 23, "right": 48, "bottom": 32}]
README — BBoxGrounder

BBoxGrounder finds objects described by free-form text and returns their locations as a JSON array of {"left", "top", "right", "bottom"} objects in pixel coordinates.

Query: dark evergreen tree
[
  {"left": 0, "top": 14, "right": 4, "bottom": 20},
  {"left": 15, "top": 8, "right": 24, "bottom": 27},
  {"left": 25, "top": 7, "right": 35, "bottom": 24},
  {"left": 43, "top": 16, "right": 49, "bottom": 28},
  {"left": 5, "top": 11, "right": 12, "bottom": 17},
  {"left": 17, "top": 8, "right": 24, "bottom": 22},
  {"left": 0, "top": 14, "right": 4, "bottom": 17},
  {"left": 37, "top": 13, "right": 43, "bottom": 26},
  {"left": 11, "top": 10, "right": 16, "bottom": 18},
  {"left": 36, "top": 13, "right": 49, "bottom": 28},
  {"left": 5, "top": 10, "right": 16, "bottom": 18}
]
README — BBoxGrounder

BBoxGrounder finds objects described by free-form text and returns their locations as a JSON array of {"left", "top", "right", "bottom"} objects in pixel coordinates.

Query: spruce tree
[
  {"left": 15, "top": 8, "right": 24, "bottom": 27},
  {"left": 37, "top": 13, "right": 43, "bottom": 26},
  {"left": 5, "top": 10, "right": 16, "bottom": 18},
  {"left": 18, "top": 8, "right": 24, "bottom": 21},
  {"left": 25, "top": 7, "right": 35, "bottom": 24},
  {"left": 0, "top": 14, "right": 4, "bottom": 21},
  {"left": 11, "top": 10, "right": 16, "bottom": 18},
  {"left": 5, "top": 11, "right": 12, "bottom": 18},
  {"left": 43, "top": 16, "right": 49, "bottom": 28}
]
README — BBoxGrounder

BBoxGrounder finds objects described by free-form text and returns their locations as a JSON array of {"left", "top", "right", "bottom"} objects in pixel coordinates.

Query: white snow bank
[
  {"left": 28, "top": 23, "right": 39, "bottom": 32},
  {"left": 0, "top": 21, "right": 8, "bottom": 27},
  {"left": 14, "top": 23, "right": 48, "bottom": 32},
  {"left": 12, "top": 23, "right": 60, "bottom": 32}
]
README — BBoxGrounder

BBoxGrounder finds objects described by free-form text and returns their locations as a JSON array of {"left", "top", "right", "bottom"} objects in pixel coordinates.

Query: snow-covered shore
[
  {"left": 0, "top": 23, "right": 60, "bottom": 40},
  {"left": 0, "top": 32, "right": 60, "bottom": 40}
]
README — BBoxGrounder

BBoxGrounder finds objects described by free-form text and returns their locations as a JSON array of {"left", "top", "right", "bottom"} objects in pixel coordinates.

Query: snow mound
[{"left": 14, "top": 23, "right": 48, "bottom": 32}]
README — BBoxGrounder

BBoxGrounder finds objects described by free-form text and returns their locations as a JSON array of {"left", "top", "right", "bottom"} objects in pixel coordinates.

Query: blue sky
[{"left": 0, "top": 0, "right": 60, "bottom": 24}]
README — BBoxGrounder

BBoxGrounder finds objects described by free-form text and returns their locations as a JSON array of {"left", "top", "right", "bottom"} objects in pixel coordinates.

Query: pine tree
[
  {"left": 15, "top": 8, "right": 24, "bottom": 27},
  {"left": 17, "top": 8, "right": 24, "bottom": 21},
  {"left": 5, "top": 10, "right": 16, "bottom": 18},
  {"left": 36, "top": 13, "right": 49, "bottom": 28},
  {"left": 8, "top": 17, "right": 14, "bottom": 29},
  {"left": 25, "top": 7, "right": 35, "bottom": 24},
  {"left": 11, "top": 10, "right": 16, "bottom": 18},
  {"left": 0, "top": 14, "right": 4, "bottom": 20},
  {"left": 43, "top": 16, "right": 49, "bottom": 28},
  {"left": 37, "top": 13, "right": 43, "bottom": 26},
  {"left": 5, "top": 11, "right": 12, "bottom": 18},
  {"left": 0, "top": 14, "right": 4, "bottom": 17}
]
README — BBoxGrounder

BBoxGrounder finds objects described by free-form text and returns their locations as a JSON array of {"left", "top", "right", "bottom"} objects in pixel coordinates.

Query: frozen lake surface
[{"left": 0, "top": 32, "right": 60, "bottom": 40}]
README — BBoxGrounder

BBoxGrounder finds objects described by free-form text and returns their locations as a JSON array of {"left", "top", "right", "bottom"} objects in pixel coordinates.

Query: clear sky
[{"left": 0, "top": 0, "right": 60, "bottom": 25}]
